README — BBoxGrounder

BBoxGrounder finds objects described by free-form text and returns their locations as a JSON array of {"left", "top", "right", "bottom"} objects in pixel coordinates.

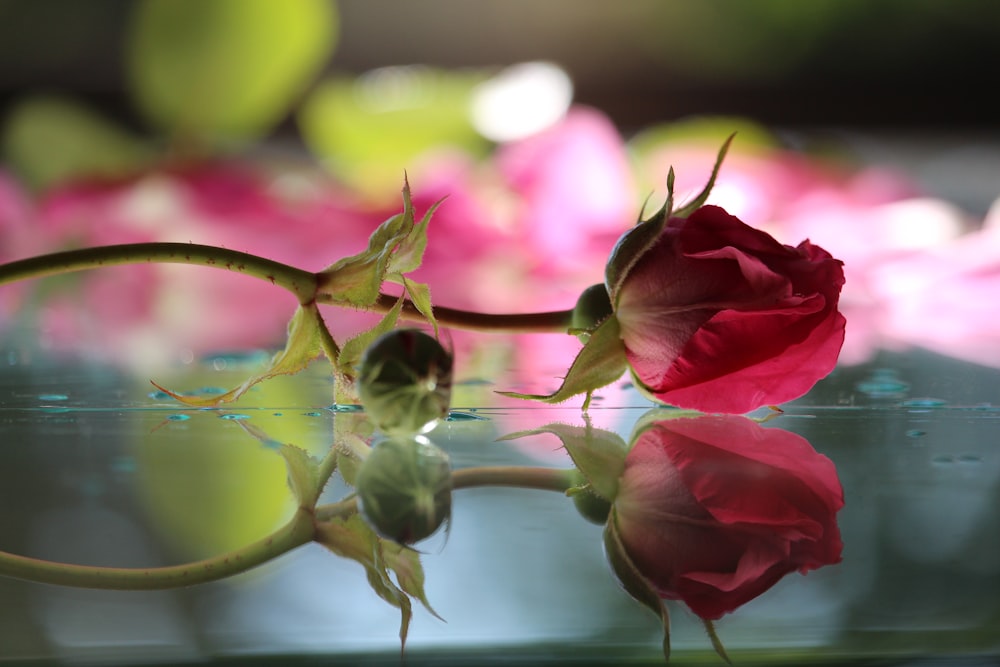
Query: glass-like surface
[{"left": 1, "top": 337, "right": 997, "bottom": 666}]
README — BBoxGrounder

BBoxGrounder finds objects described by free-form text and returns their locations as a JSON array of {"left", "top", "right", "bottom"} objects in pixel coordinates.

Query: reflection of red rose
[
  {"left": 614, "top": 205, "right": 846, "bottom": 413},
  {"left": 613, "top": 415, "right": 844, "bottom": 620}
]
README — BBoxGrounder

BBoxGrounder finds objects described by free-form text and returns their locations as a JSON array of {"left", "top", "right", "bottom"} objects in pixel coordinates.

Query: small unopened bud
[
  {"left": 355, "top": 436, "right": 452, "bottom": 545},
  {"left": 357, "top": 328, "right": 453, "bottom": 435}
]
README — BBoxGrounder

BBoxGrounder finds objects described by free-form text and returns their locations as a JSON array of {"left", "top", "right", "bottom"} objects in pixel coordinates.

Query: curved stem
[
  {"left": 0, "top": 243, "right": 318, "bottom": 305},
  {"left": 0, "top": 466, "right": 575, "bottom": 590},
  {"left": 0, "top": 508, "right": 316, "bottom": 590},
  {"left": 356, "top": 292, "right": 575, "bottom": 334}
]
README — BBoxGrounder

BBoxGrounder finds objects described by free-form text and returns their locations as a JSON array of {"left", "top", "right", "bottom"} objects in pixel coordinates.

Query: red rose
[
  {"left": 612, "top": 415, "right": 844, "bottom": 620},
  {"left": 613, "top": 205, "right": 846, "bottom": 413}
]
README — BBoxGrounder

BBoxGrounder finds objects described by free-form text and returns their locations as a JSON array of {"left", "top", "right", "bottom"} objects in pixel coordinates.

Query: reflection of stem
[
  {"left": 0, "top": 465, "right": 576, "bottom": 591},
  {"left": 0, "top": 243, "right": 317, "bottom": 305},
  {"left": 0, "top": 508, "right": 316, "bottom": 590},
  {"left": 313, "top": 465, "right": 575, "bottom": 522}
]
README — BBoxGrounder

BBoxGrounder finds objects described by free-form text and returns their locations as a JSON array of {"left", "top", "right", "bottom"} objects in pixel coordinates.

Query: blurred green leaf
[
  {"left": 298, "top": 68, "right": 488, "bottom": 194},
  {"left": 1, "top": 96, "right": 153, "bottom": 190},
  {"left": 128, "top": 0, "right": 336, "bottom": 146}
]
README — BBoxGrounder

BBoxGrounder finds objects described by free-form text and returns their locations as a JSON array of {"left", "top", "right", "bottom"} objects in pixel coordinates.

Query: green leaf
[
  {"left": 152, "top": 303, "right": 330, "bottom": 407},
  {"left": 128, "top": 0, "right": 336, "bottom": 144},
  {"left": 277, "top": 444, "right": 323, "bottom": 509},
  {"left": 498, "top": 316, "right": 628, "bottom": 410},
  {"left": 398, "top": 276, "right": 438, "bottom": 337},
  {"left": 1, "top": 96, "right": 154, "bottom": 190},
  {"left": 297, "top": 69, "right": 488, "bottom": 194},
  {"left": 499, "top": 422, "right": 628, "bottom": 502},
  {"left": 388, "top": 191, "right": 442, "bottom": 276},
  {"left": 338, "top": 296, "right": 405, "bottom": 380},
  {"left": 604, "top": 510, "right": 671, "bottom": 663}
]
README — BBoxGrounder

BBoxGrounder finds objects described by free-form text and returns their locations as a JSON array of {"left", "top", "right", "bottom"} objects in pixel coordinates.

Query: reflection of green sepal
[
  {"left": 278, "top": 444, "right": 324, "bottom": 509},
  {"left": 603, "top": 510, "right": 671, "bottom": 663},
  {"left": 499, "top": 420, "right": 627, "bottom": 502},
  {"left": 702, "top": 618, "right": 733, "bottom": 665},
  {"left": 497, "top": 315, "right": 628, "bottom": 410},
  {"left": 316, "top": 514, "right": 437, "bottom": 652}
]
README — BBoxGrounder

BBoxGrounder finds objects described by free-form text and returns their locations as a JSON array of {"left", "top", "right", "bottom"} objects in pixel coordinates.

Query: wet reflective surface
[{"left": 1, "top": 337, "right": 999, "bottom": 666}]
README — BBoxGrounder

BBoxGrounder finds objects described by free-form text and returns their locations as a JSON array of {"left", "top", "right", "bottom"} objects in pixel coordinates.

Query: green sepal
[
  {"left": 671, "top": 133, "right": 735, "bottom": 219},
  {"left": 317, "top": 179, "right": 426, "bottom": 308},
  {"left": 497, "top": 315, "right": 628, "bottom": 410},
  {"left": 316, "top": 514, "right": 423, "bottom": 648},
  {"left": 604, "top": 133, "right": 734, "bottom": 303},
  {"left": 603, "top": 509, "right": 671, "bottom": 663},
  {"left": 395, "top": 276, "right": 438, "bottom": 337},
  {"left": 499, "top": 420, "right": 627, "bottom": 502},
  {"left": 152, "top": 302, "right": 333, "bottom": 407},
  {"left": 336, "top": 295, "right": 405, "bottom": 395},
  {"left": 387, "top": 185, "right": 441, "bottom": 276}
]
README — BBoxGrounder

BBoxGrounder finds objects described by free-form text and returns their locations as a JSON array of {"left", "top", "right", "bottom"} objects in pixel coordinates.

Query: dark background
[{"left": 1, "top": 0, "right": 998, "bottom": 137}]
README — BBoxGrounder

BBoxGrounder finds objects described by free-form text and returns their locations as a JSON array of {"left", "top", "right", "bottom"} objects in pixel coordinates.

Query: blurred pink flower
[{"left": 4, "top": 162, "right": 378, "bottom": 366}]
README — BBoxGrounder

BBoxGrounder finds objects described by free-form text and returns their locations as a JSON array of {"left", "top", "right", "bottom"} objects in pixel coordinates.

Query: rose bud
[
  {"left": 609, "top": 204, "right": 846, "bottom": 414},
  {"left": 356, "top": 328, "right": 453, "bottom": 435},
  {"left": 610, "top": 414, "right": 843, "bottom": 621},
  {"left": 354, "top": 435, "right": 452, "bottom": 545}
]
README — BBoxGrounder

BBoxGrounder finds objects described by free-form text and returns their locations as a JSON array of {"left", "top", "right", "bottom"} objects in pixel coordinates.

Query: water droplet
[
  {"left": 855, "top": 369, "right": 909, "bottom": 398},
  {"left": 329, "top": 404, "right": 363, "bottom": 413},
  {"left": 957, "top": 455, "right": 983, "bottom": 465},
  {"left": 906, "top": 429, "right": 926, "bottom": 438},
  {"left": 166, "top": 414, "right": 190, "bottom": 422},
  {"left": 219, "top": 413, "right": 250, "bottom": 421},
  {"left": 902, "top": 398, "right": 948, "bottom": 408},
  {"left": 148, "top": 390, "right": 172, "bottom": 400},
  {"left": 303, "top": 411, "right": 323, "bottom": 417},
  {"left": 272, "top": 412, "right": 283, "bottom": 417},
  {"left": 931, "top": 455, "right": 954, "bottom": 466},
  {"left": 446, "top": 411, "right": 489, "bottom": 422},
  {"left": 38, "top": 393, "right": 68, "bottom": 401}
]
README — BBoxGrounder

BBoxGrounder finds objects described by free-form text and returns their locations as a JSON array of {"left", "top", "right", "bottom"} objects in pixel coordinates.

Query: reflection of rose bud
[
  {"left": 355, "top": 436, "right": 452, "bottom": 545},
  {"left": 357, "top": 328, "right": 453, "bottom": 435}
]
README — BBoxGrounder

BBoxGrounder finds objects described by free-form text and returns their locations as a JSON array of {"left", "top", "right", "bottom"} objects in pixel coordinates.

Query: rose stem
[
  {"left": 0, "top": 243, "right": 317, "bottom": 305},
  {"left": 0, "top": 466, "right": 576, "bottom": 590},
  {"left": 0, "top": 243, "right": 578, "bottom": 334},
  {"left": 361, "top": 292, "right": 575, "bottom": 334}
]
